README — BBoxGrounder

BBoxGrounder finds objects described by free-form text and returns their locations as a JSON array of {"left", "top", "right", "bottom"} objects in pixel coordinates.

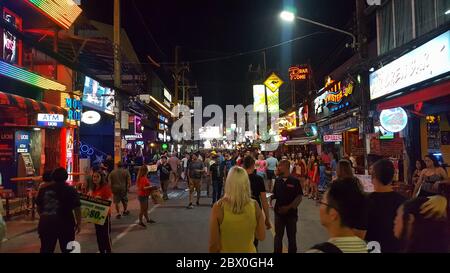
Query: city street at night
[{"left": 0, "top": 0, "right": 450, "bottom": 262}]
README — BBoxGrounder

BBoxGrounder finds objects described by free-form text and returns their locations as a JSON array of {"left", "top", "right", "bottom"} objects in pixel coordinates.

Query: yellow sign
[{"left": 264, "top": 73, "right": 284, "bottom": 92}]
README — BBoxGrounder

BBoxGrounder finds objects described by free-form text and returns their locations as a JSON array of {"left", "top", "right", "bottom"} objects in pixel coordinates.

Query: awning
[
  {"left": 284, "top": 137, "right": 317, "bottom": 146},
  {"left": 377, "top": 80, "right": 450, "bottom": 111},
  {"left": 0, "top": 91, "right": 67, "bottom": 115}
]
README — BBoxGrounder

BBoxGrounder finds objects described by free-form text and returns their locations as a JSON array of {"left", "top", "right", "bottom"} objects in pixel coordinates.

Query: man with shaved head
[{"left": 270, "top": 160, "right": 303, "bottom": 253}]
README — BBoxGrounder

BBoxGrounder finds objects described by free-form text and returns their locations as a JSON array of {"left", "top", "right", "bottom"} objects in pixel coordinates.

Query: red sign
[
  {"left": 323, "top": 134, "right": 342, "bottom": 142},
  {"left": 289, "top": 65, "right": 309, "bottom": 81}
]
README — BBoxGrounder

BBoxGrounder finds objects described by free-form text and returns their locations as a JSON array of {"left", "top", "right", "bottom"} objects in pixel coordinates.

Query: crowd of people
[
  {"left": 205, "top": 150, "right": 450, "bottom": 253},
  {"left": 1, "top": 147, "right": 448, "bottom": 254}
]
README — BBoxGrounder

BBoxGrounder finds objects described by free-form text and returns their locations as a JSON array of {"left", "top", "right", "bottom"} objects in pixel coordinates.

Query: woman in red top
[
  {"left": 309, "top": 155, "right": 320, "bottom": 200},
  {"left": 137, "top": 165, "right": 156, "bottom": 227},
  {"left": 90, "top": 170, "right": 113, "bottom": 253}
]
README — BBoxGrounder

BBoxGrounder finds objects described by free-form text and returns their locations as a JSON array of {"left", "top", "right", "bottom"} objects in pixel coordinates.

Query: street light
[{"left": 280, "top": 10, "right": 357, "bottom": 49}]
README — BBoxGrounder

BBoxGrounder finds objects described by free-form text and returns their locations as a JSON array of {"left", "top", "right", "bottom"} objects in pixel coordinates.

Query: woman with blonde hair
[{"left": 209, "top": 166, "right": 266, "bottom": 253}]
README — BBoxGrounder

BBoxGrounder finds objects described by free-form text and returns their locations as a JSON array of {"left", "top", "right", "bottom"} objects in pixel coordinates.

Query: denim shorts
[{"left": 138, "top": 195, "right": 149, "bottom": 203}]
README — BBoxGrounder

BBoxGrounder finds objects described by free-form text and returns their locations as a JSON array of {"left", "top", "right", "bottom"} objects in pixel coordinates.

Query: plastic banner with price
[{"left": 80, "top": 194, "right": 111, "bottom": 225}]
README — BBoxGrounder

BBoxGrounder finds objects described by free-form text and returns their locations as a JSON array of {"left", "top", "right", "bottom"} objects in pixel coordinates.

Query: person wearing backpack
[{"left": 308, "top": 178, "right": 368, "bottom": 253}]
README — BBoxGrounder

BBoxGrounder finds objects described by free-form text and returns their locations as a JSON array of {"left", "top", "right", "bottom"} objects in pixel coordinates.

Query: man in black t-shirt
[
  {"left": 158, "top": 156, "right": 172, "bottom": 200},
  {"left": 36, "top": 168, "right": 82, "bottom": 253},
  {"left": 210, "top": 155, "right": 225, "bottom": 205},
  {"left": 243, "top": 156, "right": 271, "bottom": 250},
  {"left": 270, "top": 160, "right": 303, "bottom": 253},
  {"left": 363, "top": 159, "right": 406, "bottom": 253}
]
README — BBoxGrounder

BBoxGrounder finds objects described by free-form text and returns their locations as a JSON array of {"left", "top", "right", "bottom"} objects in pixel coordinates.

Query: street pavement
[{"left": 0, "top": 179, "right": 327, "bottom": 253}]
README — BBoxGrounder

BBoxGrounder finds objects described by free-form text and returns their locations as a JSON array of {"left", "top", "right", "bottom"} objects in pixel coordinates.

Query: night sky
[{"left": 81, "top": 0, "right": 356, "bottom": 109}]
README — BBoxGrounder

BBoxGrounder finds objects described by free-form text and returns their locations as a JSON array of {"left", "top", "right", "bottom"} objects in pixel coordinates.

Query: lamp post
[{"left": 280, "top": 11, "right": 357, "bottom": 49}]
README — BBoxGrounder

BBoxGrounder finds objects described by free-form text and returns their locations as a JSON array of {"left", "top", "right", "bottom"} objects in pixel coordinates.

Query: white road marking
[{"left": 112, "top": 204, "right": 160, "bottom": 245}]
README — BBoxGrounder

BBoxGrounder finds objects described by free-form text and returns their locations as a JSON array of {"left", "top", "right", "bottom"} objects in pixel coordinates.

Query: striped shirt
[{"left": 307, "top": 236, "right": 368, "bottom": 253}]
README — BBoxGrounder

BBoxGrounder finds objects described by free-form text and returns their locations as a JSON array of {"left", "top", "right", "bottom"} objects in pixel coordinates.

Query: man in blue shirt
[{"left": 266, "top": 152, "right": 278, "bottom": 192}]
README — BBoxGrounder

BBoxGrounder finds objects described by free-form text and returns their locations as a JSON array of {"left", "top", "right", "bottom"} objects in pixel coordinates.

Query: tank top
[
  {"left": 421, "top": 173, "right": 445, "bottom": 195},
  {"left": 219, "top": 200, "right": 257, "bottom": 253}
]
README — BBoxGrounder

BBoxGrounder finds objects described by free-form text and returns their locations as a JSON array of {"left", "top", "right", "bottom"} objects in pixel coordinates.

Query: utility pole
[
  {"left": 113, "top": 0, "right": 122, "bottom": 164},
  {"left": 356, "top": 0, "right": 369, "bottom": 173},
  {"left": 174, "top": 46, "right": 180, "bottom": 104}
]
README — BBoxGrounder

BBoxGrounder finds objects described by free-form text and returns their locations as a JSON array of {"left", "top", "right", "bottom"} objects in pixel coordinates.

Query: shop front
[
  {"left": 0, "top": 91, "right": 67, "bottom": 190},
  {"left": 314, "top": 77, "right": 365, "bottom": 172},
  {"left": 369, "top": 29, "right": 450, "bottom": 179}
]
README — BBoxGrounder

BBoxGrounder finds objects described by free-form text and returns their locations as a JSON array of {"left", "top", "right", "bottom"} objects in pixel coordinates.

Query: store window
[
  {"left": 414, "top": 0, "right": 436, "bottom": 37},
  {"left": 378, "top": 0, "right": 449, "bottom": 55}
]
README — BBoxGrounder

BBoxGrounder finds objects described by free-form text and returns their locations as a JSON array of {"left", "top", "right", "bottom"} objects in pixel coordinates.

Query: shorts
[
  {"left": 189, "top": 178, "right": 201, "bottom": 192},
  {"left": 138, "top": 195, "right": 149, "bottom": 203},
  {"left": 267, "top": 170, "right": 275, "bottom": 180},
  {"left": 112, "top": 191, "right": 128, "bottom": 204},
  {"left": 256, "top": 171, "right": 266, "bottom": 180}
]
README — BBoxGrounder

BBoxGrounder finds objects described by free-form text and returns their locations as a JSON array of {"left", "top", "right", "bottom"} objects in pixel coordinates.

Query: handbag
[{"left": 150, "top": 189, "right": 164, "bottom": 204}]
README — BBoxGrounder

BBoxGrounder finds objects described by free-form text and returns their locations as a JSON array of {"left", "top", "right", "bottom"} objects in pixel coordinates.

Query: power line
[
  {"left": 159, "top": 31, "right": 328, "bottom": 65},
  {"left": 131, "top": 0, "right": 167, "bottom": 59}
]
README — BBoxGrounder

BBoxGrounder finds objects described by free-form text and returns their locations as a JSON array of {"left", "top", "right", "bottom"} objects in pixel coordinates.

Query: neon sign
[
  {"left": 0, "top": 60, "right": 66, "bottom": 91},
  {"left": 289, "top": 65, "right": 309, "bottom": 81},
  {"left": 24, "top": 0, "right": 82, "bottom": 30},
  {"left": 65, "top": 98, "right": 82, "bottom": 121}
]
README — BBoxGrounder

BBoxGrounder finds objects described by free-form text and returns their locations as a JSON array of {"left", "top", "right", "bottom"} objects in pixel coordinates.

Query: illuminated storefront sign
[
  {"left": 379, "top": 107, "right": 408, "bottom": 133},
  {"left": 83, "top": 76, "right": 114, "bottom": 115},
  {"left": 253, "top": 85, "right": 266, "bottom": 112},
  {"left": 81, "top": 110, "right": 101, "bottom": 125},
  {"left": 0, "top": 60, "right": 66, "bottom": 91},
  {"left": 370, "top": 30, "right": 450, "bottom": 100},
  {"left": 37, "top": 113, "right": 64, "bottom": 127},
  {"left": 315, "top": 79, "right": 355, "bottom": 116},
  {"left": 164, "top": 88, "right": 172, "bottom": 102},
  {"left": 323, "top": 134, "right": 342, "bottom": 143},
  {"left": 24, "top": 0, "right": 83, "bottom": 30},
  {"left": 65, "top": 97, "right": 82, "bottom": 121},
  {"left": 267, "top": 88, "right": 279, "bottom": 113},
  {"left": 287, "top": 112, "right": 297, "bottom": 130},
  {"left": 134, "top": 116, "right": 142, "bottom": 134},
  {"left": 15, "top": 131, "right": 30, "bottom": 154},
  {"left": 299, "top": 105, "right": 309, "bottom": 126},
  {"left": 125, "top": 134, "right": 142, "bottom": 140},
  {"left": 304, "top": 124, "right": 318, "bottom": 137},
  {"left": 289, "top": 65, "right": 309, "bottom": 81},
  {"left": 3, "top": 8, "right": 22, "bottom": 65}
]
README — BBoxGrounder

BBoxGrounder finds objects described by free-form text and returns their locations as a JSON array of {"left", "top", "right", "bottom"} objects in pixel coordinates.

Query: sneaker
[
  {"left": 147, "top": 219, "right": 156, "bottom": 224},
  {"left": 163, "top": 196, "right": 169, "bottom": 201},
  {"left": 138, "top": 222, "right": 146, "bottom": 228},
  {"left": 187, "top": 203, "right": 194, "bottom": 209},
  {"left": 116, "top": 214, "right": 121, "bottom": 220},
  {"left": 196, "top": 201, "right": 200, "bottom": 206},
  {"left": 123, "top": 210, "right": 130, "bottom": 216}
]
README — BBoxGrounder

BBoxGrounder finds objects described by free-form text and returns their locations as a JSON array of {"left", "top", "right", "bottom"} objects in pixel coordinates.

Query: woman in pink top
[{"left": 255, "top": 154, "right": 267, "bottom": 180}]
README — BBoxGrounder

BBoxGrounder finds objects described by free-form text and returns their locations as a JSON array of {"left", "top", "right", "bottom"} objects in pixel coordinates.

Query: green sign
[{"left": 162, "top": 143, "right": 168, "bottom": 150}]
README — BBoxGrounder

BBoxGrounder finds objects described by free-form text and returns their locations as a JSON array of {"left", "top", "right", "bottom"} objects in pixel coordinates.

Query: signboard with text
[
  {"left": 323, "top": 134, "right": 343, "bottom": 143},
  {"left": 289, "top": 65, "right": 309, "bottom": 81},
  {"left": 314, "top": 78, "right": 356, "bottom": 119},
  {"left": 80, "top": 194, "right": 111, "bottom": 225},
  {"left": 370, "top": 30, "right": 450, "bottom": 100},
  {"left": 37, "top": 113, "right": 64, "bottom": 127}
]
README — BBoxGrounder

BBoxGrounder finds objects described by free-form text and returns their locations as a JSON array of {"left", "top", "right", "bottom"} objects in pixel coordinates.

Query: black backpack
[{"left": 311, "top": 242, "right": 343, "bottom": 253}]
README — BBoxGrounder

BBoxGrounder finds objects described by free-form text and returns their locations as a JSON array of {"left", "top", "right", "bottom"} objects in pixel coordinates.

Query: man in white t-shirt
[
  {"left": 181, "top": 154, "right": 189, "bottom": 181},
  {"left": 308, "top": 178, "right": 368, "bottom": 253}
]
